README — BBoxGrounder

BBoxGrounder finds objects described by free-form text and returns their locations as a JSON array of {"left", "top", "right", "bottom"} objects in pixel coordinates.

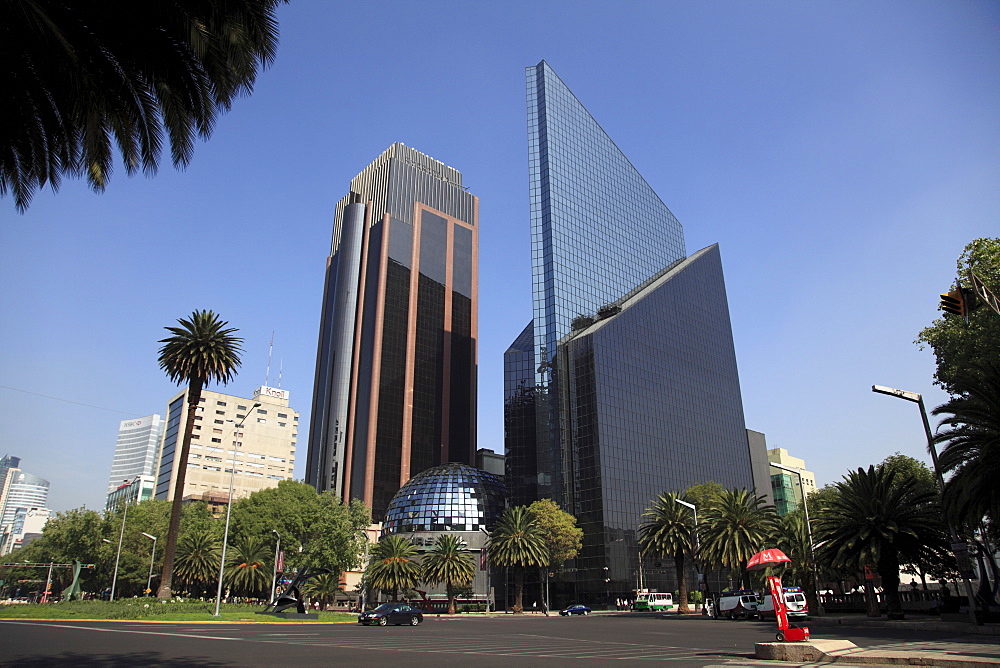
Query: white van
[
  {"left": 715, "top": 591, "right": 758, "bottom": 619},
  {"left": 757, "top": 587, "right": 809, "bottom": 619},
  {"left": 632, "top": 592, "right": 674, "bottom": 612}
]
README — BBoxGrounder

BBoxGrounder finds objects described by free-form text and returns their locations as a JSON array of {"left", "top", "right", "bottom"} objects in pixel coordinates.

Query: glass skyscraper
[
  {"left": 307, "top": 144, "right": 479, "bottom": 520},
  {"left": 507, "top": 61, "right": 756, "bottom": 603}
]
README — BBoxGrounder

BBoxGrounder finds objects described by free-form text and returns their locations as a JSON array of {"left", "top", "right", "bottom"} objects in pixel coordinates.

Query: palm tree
[
  {"left": 366, "top": 535, "right": 421, "bottom": 602},
  {"left": 816, "top": 465, "right": 942, "bottom": 619},
  {"left": 640, "top": 492, "right": 695, "bottom": 613},
  {"left": 156, "top": 310, "right": 243, "bottom": 599},
  {"left": 699, "top": 488, "right": 778, "bottom": 589},
  {"left": 303, "top": 572, "right": 344, "bottom": 611},
  {"left": 772, "top": 510, "right": 819, "bottom": 614},
  {"left": 486, "top": 506, "right": 548, "bottom": 613},
  {"left": 224, "top": 536, "right": 272, "bottom": 598},
  {"left": 421, "top": 535, "right": 476, "bottom": 614},
  {"left": 174, "top": 530, "right": 221, "bottom": 597},
  {"left": 932, "top": 361, "right": 1000, "bottom": 528},
  {"left": 1, "top": 0, "right": 287, "bottom": 212}
]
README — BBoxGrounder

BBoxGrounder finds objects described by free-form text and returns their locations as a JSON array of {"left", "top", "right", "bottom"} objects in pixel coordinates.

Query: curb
[
  {"left": 807, "top": 615, "right": 1000, "bottom": 637},
  {"left": 756, "top": 639, "right": 1000, "bottom": 666}
]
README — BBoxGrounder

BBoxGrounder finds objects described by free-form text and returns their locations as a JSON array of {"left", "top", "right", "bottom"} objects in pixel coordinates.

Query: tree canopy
[
  {"left": 526, "top": 498, "right": 582, "bottom": 566},
  {"left": 916, "top": 238, "right": 1000, "bottom": 394},
  {"left": 1, "top": 0, "right": 288, "bottom": 212}
]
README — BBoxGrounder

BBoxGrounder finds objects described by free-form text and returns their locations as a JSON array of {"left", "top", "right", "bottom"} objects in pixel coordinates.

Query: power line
[{"left": 0, "top": 385, "right": 143, "bottom": 416}]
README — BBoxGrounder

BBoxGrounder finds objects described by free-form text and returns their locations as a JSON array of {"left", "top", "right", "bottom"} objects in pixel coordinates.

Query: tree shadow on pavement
[{"left": 12, "top": 651, "right": 233, "bottom": 666}]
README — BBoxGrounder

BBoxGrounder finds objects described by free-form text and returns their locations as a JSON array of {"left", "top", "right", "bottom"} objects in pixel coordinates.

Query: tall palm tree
[
  {"left": 174, "top": 530, "right": 221, "bottom": 597},
  {"left": 699, "top": 488, "right": 778, "bottom": 589},
  {"left": 224, "top": 536, "right": 271, "bottom": 597},
  {"left": 486, "top": 506, "right": 548, "bottom": 613},
  {"left": 156, "top": 310, "right": 243, "bottom": 599},
  {"left": 640, "top": 492, "right": 695, "bottom": 613},
  {"left": 421, "top": 534, "right": 476, "bottom": 614},
  {"left": 816, "top": 465, "right": 941, "bottom": 619},
  {"left": 772, "top": 510, "right": 819, "bottom": 614},
  {"left": 366, "top": 535, "right": 421, "bottom": 602},
  {"left": 932, "top": 361, "right": 1000, "bottom": 528},
  {"left": 1, "top": 0, "right": 287, "bottom": 212}
]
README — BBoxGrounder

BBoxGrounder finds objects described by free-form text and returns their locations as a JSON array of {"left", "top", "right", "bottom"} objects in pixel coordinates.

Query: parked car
[
  {"left": 757, "top": 587, "right": 809, "bottom": 619},
  {"left": 715, "top": 591, "right": 758, "bottom": 620},
  {"left": 560, "top": 604, "right": 591, "bottom": 616},
  {"left": 358, "top": 603, "right": 424, "bottom": 626}
]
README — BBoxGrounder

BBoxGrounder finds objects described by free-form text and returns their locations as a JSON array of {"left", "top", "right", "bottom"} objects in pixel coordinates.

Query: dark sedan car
[
  {"left": 359, "top": 603, "right": 424, "bottom": 626},
  {"left": 559, "top": 604, "right": 591, "bottom": 616}
]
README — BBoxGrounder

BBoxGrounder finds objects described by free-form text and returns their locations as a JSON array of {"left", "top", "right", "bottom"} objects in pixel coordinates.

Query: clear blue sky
[{"left": 1, "top": 1, "right": 997, "bottom": 513}]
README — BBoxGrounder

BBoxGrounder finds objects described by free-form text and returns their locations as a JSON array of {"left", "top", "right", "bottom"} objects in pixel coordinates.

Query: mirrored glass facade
[
  {"left": 382, "top": 463, "right": 505, "bottom": 534},
  {"left": 508, "top": 62, "right": 755, "bottom": 604}
]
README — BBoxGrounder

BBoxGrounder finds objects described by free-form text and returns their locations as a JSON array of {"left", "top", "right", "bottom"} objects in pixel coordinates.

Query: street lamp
[
  {"left": 213, "top": 402, "right": 260, "bottom": 617},
  {"left": 872, "top": 384, "right": 980, "bottom": 626},
  {"left": 270, "top": 529, "right": 281, "bottom": 605},
  {"left": 141, "top": 533, "right": 157, "bottom": 596},
  {"left": 674, "top": 498, "right": 705, "bottom": 614},
  {"left": 106, "top": 484, "right": 137, "bottom": 602},
  {"left": 770, "top": 462, "right": 823, "bottom": 616}
]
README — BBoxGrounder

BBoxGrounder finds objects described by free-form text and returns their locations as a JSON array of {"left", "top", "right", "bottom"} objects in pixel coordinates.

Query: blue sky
[{"left": 1, "top": 1, "right": 997, "bottom": 513}]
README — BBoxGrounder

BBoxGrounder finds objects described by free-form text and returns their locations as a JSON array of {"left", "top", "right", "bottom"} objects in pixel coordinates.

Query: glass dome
[{"left": 383, "top": 463, "right": 505, "bottom": 534}]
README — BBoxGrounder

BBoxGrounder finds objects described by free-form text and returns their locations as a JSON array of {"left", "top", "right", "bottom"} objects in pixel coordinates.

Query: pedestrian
[
  {"left": 542, "top": 599, "right": 548, "bottom": 616},
  {"left": 532, "top": 600, "right": 538, "bottom": 614}
]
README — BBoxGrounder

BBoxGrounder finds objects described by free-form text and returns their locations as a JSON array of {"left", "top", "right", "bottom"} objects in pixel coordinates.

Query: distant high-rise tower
[
  {"left": 307, "top": 143, "right": 479, "bottom": 520},
  {"left": 506, "top": 61, "right": 757, "bottom": 602},
  {"left": 106, "top": 414, "right": 164, "bottom": 494}
]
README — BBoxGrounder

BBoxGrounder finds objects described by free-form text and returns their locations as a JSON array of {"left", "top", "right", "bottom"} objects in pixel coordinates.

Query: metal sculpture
[{"left": 262, "top": 567, "right": 331, "bottom": 614}]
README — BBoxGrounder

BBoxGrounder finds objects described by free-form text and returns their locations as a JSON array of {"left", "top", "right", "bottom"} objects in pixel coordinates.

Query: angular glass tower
[
  {"left": 507, "top": 62, "right": 755, "bottom": 603},
  {"left": 308, "top": 144, "right": 479, "bottom": 520}
]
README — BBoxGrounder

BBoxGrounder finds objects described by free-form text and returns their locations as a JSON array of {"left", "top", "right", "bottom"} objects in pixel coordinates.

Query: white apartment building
[
  {"left": 106, "top": 414, "right": 165, "bottom": 494},
  {"left": 155, "top": 386, "right": 299, "bottom": 502},
  {"left": 767, "top": 447, "right": 817, "bottom": 515}
]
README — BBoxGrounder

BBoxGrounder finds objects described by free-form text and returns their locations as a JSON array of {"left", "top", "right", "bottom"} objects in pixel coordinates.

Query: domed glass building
[
  {"left": 383, "top": 463, "right": 505, "bottom": 534},
  {"left": 376, "top": 463, "right": 505, "bottom": 610}
]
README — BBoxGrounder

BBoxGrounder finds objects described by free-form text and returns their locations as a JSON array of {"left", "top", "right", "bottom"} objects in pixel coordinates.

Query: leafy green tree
[
  {"left": 698, "top": 488, "right": 779, "bottom": 589},
  {"left": 229, "top": 480, "right": 370, "bottom": 575},
  {"left": 156, "top": 310, "right": 243, "bottom": 599},
  {"left": 8, "top": 507, "right": 108, "bottom": 595},
  {"left": 366, "top": 535, "right": 421, "bottom": 602},
  {"left": 816, "top": 465, "right": 944, "bottom": 619},
  {"left": 640, "top": 492, "right": 695, "bottom": 613},
  {"left": 932, "top": 361, "right": 1000, "bottom": 528},
  {"left": 174, "top": 530, "right": 221, "bottom": 597},
  {"left": 916, "top": 238, "right": 1000, "bottom": 394},
  {"left": 1, "top": 0, "right": 288, "bottom": 212},
  {"left": 420, "top": 534, "right": 476, "bottom": 614},
  {"left": 486, "top": 506, "right": 548, "bottom": 613},
  {"left": 526, "top": 499, "right": 582, "bottom": 566},
  {"left": 224, "top": 536, "right": 271, "bottom": 597}
]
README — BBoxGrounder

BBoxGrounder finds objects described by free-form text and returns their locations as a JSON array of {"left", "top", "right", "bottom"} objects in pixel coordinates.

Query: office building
[
  {"left": 106, "top": 414, "right": 164, "bottom": 494},
  {"left": 505, "top": 61, "right": 758, "bottom": 603},
  {"left": 105, "top": 475, "right": 157, "bottom": 512},
  {"left": 0, "top": 467, "right": 49, "bottom": 543},
  {"left": 155, "top": 386, "right": 298, "bottom": 502},
  {"left": 307, "top": 143, "right": 479, "bottom": 520},
  {"left": 768, "top": 448, "right": 816, "bottom": 515},
  {"left": 1, "top": 507, "right": 50, "bottom": 554}
]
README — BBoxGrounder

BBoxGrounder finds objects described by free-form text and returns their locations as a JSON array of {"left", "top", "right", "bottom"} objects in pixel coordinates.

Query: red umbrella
[{"left": 747, "top": 548, "right": 791, "bottom": 571}]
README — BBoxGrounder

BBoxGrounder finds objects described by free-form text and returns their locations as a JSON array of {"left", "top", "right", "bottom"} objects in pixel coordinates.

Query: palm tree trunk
[
  {"left": 447, "top": 581, "right": 456, "bottom": 614},
  {"left": 878, "top": 553, "right": 904, "bottom": 619},
  {"left": 513, "top": 567, "right": 524, "bottom": 613},
  {"left": 674, "top": 554, "right": 690, "bottom": 613},
  {"left": 157, "top": 379, "right": 203, "bottom": 599}
]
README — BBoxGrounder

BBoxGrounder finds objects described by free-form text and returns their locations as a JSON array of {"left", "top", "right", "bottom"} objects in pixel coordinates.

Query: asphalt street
[{"left": 2, "top": 613, "right": 997, "bottom": 667}]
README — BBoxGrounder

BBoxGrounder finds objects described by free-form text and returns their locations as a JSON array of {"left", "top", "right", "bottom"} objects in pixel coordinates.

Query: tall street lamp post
[
  {"left": 872, "top": 384, "right": 980, "bottom": 626},
  {"left": 141, "top": 532, "right": 157, "bottom": 596},
  {"left": 213, "top": 402, "right": 260, "bottom": 617},
  {"left": 770, "top": 462, "right": 823, "bottom": 616},
  {"left": 107, "top": 485, "right": 137, "bottom": 602},
  {"left": 270, "top": 529, "right": 280, "bottom": 604},
  {"left": 674, "top": 498, "right": 706, "bottom": 614}
]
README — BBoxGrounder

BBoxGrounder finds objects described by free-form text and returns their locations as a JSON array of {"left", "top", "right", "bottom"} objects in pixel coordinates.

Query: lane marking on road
[{"left": 0, "top": 620, "right": 242, "bottom": 641}]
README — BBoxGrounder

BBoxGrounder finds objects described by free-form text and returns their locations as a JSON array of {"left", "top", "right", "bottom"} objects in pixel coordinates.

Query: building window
[
  {"left": 277, "top": 413, "right": 287, "bottom": 418},
  {"left": 216, "top": 410, "right": 225, "bottom": 415},
  {"left": 214, "top": 419, "right": 224, "bottom": 425},
  {"left": 237, "top": 405, "right": 247, "bottom": 410},
  {"left": 278, "top": 422, "right": 286, "bottom": 428},
  {"left": 257, "top": 409, "right": 267, "bottom": 415},
  {"left": 257, "top": 418, "right": 266, "bottom": 424},
  {"left": 211, "top": 438, "right": 222, "bottom": 443},
  {"left": 217, "top": 401, "right": 227, "bottom": 406}
]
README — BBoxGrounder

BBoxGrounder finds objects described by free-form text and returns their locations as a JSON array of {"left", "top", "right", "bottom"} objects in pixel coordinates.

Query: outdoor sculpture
[{"left": 262, "top": 566, "right": 331, "bottom": 614}]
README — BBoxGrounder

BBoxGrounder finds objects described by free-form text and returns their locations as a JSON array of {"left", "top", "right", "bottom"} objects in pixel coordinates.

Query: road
[{"left": 2, "top": 613, "right": 995, "bottom": 667}]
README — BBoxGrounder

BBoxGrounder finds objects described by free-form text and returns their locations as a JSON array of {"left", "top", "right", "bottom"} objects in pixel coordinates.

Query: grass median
[{"left": 0, "top": 600, "right": 357, "bottom": 623}]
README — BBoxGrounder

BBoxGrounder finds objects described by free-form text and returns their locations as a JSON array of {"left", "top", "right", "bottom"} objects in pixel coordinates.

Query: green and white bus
[{"left": 632, "top": 592, "right": 674, "bottom": 612}]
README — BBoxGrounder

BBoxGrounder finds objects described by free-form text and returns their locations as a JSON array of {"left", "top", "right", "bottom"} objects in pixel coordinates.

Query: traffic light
[{"left": 940, "top": 288, "right": 973, "bottom": 318}]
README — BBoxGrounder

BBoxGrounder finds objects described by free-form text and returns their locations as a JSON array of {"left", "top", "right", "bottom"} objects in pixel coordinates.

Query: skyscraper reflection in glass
[{"left": 507, "top": 61, "right": 756, "bottom": 604}]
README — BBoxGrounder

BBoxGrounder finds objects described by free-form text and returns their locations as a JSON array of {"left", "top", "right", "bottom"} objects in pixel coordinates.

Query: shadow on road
[{"left": 12, "top": 651, "right": 232, "bottom": 666}]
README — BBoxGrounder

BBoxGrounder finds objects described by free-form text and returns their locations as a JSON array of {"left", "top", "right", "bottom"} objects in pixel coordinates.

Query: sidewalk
[
  {"left": 808, "top": 612, "right": 1000, "bottom": 637},
  {"left": 756, "top": 637, "right": 1000, "bottom": 666}
]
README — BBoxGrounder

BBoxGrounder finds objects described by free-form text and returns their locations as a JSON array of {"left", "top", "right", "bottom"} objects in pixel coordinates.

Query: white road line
[{"left": 0, "top": 620, "right": 242, "bottom": 641}]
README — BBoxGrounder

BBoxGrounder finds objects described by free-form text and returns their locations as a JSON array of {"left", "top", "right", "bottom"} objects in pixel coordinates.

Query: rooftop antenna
[
  {"left": 278, "top": 359, "right": 283, "bottom": 389},
  {"left": 264, "top": 331, "right": 274, "bottom": 387}
]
